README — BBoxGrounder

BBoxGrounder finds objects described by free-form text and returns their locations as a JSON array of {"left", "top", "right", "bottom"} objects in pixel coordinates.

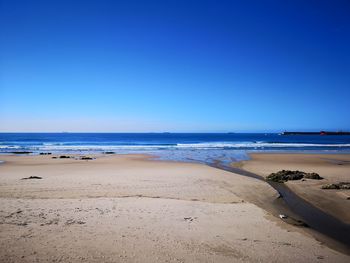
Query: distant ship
[{"left": 281, "top": 131, "right": 350, "bottom": 136}]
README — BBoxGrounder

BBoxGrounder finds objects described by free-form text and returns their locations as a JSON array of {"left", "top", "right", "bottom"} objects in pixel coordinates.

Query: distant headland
[{"left": 281, "top": 131, "right": 350, "bottom": 135}]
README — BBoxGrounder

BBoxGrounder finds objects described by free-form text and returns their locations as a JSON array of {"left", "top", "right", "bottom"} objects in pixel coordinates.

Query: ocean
[{"left": 1, "top": 133, "right": 350, "bottom": 164}]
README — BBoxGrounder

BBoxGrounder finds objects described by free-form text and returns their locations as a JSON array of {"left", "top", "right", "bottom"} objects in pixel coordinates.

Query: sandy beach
[
  {"left": 0, "top": 154, "right": 349, "bottom": 262},
  {"left": 239, "top": 153, "right": 350, "bottom": 224}
]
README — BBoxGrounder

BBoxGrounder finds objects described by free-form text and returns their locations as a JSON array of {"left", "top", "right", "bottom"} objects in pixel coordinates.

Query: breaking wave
[{"left": 1, "top": 141, "right": 350, "bottom": 153}]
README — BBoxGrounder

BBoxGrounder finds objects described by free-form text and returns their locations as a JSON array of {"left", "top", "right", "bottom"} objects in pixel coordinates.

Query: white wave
[
  {"left": 1, "top": 141, "right": 350, "bottom": 152},
  {"left": 43, "top": 143, "right": 59, "bottom": 146},
  {"left": 176, "top": 142, "right": 350, "bottom": 148},
  {"left": 0, "top": 145, "right": 21, "bottom": 149}
]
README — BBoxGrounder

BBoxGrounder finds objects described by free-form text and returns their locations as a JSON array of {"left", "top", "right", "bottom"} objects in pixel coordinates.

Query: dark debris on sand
[
  {"left": 80, "top": 156, "right": 93, "bottom": 160},
  {"left": 21, "top": 176, "right": 43, "bottom": 180}
]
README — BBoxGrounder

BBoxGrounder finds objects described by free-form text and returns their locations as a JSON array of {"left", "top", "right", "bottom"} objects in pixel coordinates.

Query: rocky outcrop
[
  {"left": 321, "top": 182, "right": 350, "bottom": 190},
  {"left": 267, "top": 170, "right": 323, "bottom": 183}
]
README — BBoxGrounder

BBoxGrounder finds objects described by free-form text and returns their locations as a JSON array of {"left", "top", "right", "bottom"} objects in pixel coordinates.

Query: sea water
[{"left": 1, "top": 133, "right": 350, "bottom": 164}]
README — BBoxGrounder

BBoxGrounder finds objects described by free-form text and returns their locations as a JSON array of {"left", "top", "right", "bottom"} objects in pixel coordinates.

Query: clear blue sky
[{"left": 1, "top": 0, "right": 349, "bottom": 132}]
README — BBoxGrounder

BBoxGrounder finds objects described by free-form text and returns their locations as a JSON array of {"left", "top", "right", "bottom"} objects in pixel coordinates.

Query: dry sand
[
  {"left": 0, "top": 154, "right": 349, "bottom": 262},
  {"left": 239, "top": 153, "right": 350, "bottom": 224}
]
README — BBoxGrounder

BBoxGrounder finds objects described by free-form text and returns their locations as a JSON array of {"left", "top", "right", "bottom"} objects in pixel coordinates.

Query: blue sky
[{"left": 1, "top": 0, "right": 349, "bottom": 132}]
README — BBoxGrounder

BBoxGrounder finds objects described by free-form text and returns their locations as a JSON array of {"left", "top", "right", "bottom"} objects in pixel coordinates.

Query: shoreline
[{"left": 0, "top": 154, "right": 349, "bottom": 262}]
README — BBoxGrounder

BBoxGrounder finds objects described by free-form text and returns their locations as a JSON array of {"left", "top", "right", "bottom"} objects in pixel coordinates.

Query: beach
[
  {"left": 2, "top": 0, "right": 350, "bottom": 261},
  {"left": 0, "top": 154, "right": 349, "bottom": 262}
]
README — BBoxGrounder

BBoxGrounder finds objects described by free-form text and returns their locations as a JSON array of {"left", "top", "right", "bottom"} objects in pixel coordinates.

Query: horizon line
[{"left": 0, "top": 130, "right": 349, "bottom": 134}]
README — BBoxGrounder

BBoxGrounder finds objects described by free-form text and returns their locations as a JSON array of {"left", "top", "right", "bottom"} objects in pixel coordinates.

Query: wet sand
[
  {"left": 0, "top": 154, "right": 349, "bottom": 262},
  {"left": 239, "top": 153, "right": 350, "bottom": 224}
]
